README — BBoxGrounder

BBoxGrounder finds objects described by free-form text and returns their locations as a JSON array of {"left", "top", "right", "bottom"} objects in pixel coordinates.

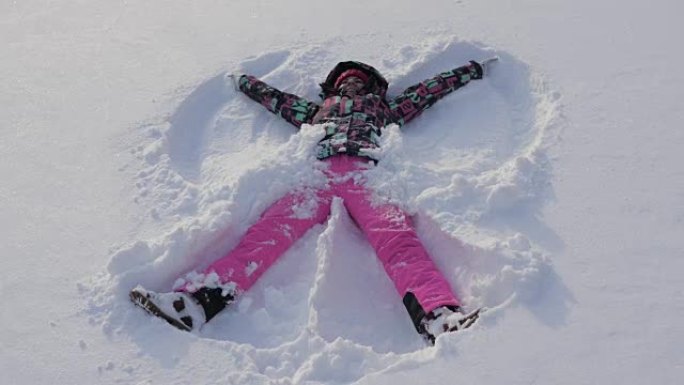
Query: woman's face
[{"left": 337, "top": 76, "right": 366, "bottom": 96}]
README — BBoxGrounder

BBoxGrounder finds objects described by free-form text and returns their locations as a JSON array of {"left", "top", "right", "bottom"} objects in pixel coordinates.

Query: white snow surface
[{"left": 2, "top": 1, "right": 683, "bottom": 384}]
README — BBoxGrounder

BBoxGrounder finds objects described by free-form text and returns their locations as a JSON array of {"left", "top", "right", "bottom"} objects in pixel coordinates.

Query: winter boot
[
  {"left": 130, "top": 286, "right": 235, "bottom": 331},
  {"left": 420, "top": 306, "right": 482, "bottom": 344},
  {"left": 130, "top": 286, "right": 207, "bottom": 331}
]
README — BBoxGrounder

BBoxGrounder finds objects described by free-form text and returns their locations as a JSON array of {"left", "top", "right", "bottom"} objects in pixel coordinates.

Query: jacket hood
[{"left": 319, "top": 61, "right": 389, "bottom": 99}]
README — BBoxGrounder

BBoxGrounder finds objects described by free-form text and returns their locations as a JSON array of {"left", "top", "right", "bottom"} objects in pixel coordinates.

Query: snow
[{"left": 2, "top": 1, "right": 684, "bottom": 384}]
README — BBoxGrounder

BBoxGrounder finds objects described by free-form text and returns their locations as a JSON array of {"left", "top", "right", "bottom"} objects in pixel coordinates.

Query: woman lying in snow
[{"left": 131, "top": 57, "right": 497, "bottom": 344}]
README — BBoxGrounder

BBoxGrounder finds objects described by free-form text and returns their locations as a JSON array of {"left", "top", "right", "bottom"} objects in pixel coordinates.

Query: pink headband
[{"left": 334, "top": 69, "right": 370, "bottom": 89}]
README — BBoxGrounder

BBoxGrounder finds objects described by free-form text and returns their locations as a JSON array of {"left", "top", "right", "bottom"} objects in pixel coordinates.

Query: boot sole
[
  {"left": 129, "top": 289, "right": 192, "bottom": 332},
  {"left": 448, "top": 307, "right": 483, "bottom": 332}
]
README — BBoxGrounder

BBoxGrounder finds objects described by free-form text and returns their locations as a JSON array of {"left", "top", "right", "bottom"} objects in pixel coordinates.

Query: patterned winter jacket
[{"left": 237, "top": 61, "right": 482, "bottom": 161}]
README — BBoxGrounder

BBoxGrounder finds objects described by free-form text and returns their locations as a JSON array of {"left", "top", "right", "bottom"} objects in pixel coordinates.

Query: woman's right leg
[
  {"left": 179, "top": 188, "right": 333, "bottom": 295},
  {"left": 131, "top": 188, "right": 332, "bottom": 331}
]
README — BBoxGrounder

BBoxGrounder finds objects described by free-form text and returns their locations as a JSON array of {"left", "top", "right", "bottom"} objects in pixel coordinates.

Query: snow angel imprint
[{"left": 130, "top": 57, "right": 499, "bottom": 345}]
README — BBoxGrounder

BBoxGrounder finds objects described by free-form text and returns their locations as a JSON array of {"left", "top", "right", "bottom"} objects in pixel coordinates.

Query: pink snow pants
[{"left": 182, "top": 155, "right": 460, "bottom": 320}]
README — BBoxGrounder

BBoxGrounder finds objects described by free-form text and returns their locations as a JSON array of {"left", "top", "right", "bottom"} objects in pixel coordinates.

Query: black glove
[
  {"left": 470, "top": 57, "right": 499, "bottom": 79},
  {"left": 469, "top": 60, "right": 484, "bottom": 79}
]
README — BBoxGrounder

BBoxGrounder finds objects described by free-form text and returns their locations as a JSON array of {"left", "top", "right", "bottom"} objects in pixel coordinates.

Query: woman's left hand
[{"left": 480, "top": 57, "right": 499, "bottom": 77}]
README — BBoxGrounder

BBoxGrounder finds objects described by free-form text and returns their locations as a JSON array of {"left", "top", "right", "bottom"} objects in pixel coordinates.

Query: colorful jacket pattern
[{"left": 238, "top": 62, "right": 482, "bottom": 160}]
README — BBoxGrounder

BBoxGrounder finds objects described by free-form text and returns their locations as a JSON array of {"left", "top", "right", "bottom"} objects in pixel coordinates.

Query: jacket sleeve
[
  {"left": 238, "top": 75, "right": 319, "bottom": 129},
  {"left": 387, "top": 62, "right": 482, "bottom": 126}
]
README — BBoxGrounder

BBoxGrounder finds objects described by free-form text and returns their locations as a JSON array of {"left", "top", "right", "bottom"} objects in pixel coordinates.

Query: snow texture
[
  {"left": 3, "top": 1, "right": 683, "bottom": 384},
  {"left": 87, "top": 36, "right": 560, "bottom": 380}
]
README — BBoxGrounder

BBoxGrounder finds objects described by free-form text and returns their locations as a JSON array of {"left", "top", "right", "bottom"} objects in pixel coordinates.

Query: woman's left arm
[{"left": 388, "top": 61, "right": 483, "bottom": 126}]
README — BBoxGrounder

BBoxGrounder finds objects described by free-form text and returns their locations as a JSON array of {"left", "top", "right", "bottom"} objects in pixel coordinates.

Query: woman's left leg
[{"left": 336, "top": 178, "right": 461, "bottom": 333}]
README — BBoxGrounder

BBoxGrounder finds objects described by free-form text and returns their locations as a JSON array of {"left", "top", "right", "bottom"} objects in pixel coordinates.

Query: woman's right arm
[{"left": 238, "top": 75, "right": 320, "bottom": 129}]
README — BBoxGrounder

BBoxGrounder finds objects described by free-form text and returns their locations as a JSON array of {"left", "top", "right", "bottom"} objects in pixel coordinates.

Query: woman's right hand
[
  {"left": 479, "top": 57, "right": 499, "bottom": 77},
  {"left": 225, "top": 73, "right": 241, "bottom": 92}
]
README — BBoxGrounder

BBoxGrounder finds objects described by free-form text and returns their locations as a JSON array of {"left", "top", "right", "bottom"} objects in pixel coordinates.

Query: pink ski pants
[{"left": 182, "top": 155, "right": 460, "bottom": 320}]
